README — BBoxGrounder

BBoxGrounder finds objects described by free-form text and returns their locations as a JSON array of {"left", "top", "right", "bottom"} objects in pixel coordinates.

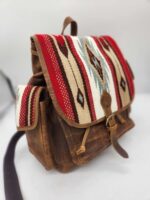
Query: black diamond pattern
[
  {"left": 120, "top": 77, "right": 126, "bottom": 91},
  {"left": 86, "top": 45, "right": 103, "bottom": 80},
  {"left": 77, "top": 88, "right": 84, "bottom": 108}
]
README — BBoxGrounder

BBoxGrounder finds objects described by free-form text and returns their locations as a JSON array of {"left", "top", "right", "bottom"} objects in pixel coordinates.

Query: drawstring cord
[{"left": 76, "top": 127, "right": 90, "bottom": 155}]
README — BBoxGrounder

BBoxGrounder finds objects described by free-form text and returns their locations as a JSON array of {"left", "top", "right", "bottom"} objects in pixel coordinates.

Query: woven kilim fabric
[
  {"left": 32, "top": 35, "right": 134, "bottom": 126},
  {"left": 16, "top": 85, "right": 42, "bottom": 130}
]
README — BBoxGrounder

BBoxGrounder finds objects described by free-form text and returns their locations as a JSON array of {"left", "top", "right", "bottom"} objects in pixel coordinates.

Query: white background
[
  {"left": 0, "top": 0, "right": 150, "bottom": 200},
  {"left": 0, "top": 0, "right": 150, "bottom": 93}
]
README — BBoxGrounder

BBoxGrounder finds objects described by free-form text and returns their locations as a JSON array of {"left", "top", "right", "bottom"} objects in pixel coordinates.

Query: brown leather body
[
  {"left": 24, "top": 34, "right": 135, "bottom": 173},
  {"left": 26, "top": 100, "right": 134, "bottom": 172}
]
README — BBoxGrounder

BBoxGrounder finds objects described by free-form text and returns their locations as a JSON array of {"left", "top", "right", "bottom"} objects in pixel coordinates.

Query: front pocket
[{"left": 58, "top": 107, "right": 134, "bottom": 166}]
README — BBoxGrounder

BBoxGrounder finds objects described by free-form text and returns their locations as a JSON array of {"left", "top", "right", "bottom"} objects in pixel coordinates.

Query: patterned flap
[
  {"left": 16, "top": 85, "right": 44, "bottom": 131},
  {"left": 32, "top": 35, "right": 134, "bottom": 128}
]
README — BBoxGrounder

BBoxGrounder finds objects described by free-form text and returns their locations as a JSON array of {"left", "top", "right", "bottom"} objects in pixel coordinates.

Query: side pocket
[
  {"left": 26, "top": 100, "right": 54, "bottom": 170},
  {"left": 16, "top": 85, "right": 54, "bottom": 170}
]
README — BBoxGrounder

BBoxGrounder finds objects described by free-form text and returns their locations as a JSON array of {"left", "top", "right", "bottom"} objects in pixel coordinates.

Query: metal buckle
[{"left": 106, "top": 114, "right": 115, "bottom": 128}]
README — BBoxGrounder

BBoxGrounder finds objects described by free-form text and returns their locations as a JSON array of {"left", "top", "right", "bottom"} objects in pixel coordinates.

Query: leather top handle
[{"left": 61, "top": 16, "right": 78, "bottom": 36}]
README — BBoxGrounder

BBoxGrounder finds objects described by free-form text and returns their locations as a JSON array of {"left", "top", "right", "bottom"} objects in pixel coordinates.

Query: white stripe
[
  {"left": 16, "top": 85, "right": 26, "bottom": 127},
  {"left": 71, "top": 36, "right": 105, "bottom": 119},
  {"left": 86, "top": 36, "right": 118, "bottom": 113},
  {"left": 27, "top": 87, "right": 36, "bottom": 126}
]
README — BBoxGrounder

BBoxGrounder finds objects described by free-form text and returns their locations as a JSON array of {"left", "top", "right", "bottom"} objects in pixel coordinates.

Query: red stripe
[
  {"left": 30, "top": 87, "right": 38, "bottom": 126},
  {"left": 93, "top": 36, "right": 122, "bottom": 109},
  {"left": 103, "top": 36, "right": 135, "bottom": 99},
  {"left": 66, "top": 36, "right": 97, "bottom": 121},
  {"left": 36, "top": 34, "right": 75, "bottom": 121},
  {"left": 19, "top": 86, "right": 32, "bottom": 127}
]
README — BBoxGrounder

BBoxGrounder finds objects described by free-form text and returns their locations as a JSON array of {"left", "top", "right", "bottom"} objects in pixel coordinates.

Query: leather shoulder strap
[{"left": 3, "top": 131, "right": 25, "bottom": 200}]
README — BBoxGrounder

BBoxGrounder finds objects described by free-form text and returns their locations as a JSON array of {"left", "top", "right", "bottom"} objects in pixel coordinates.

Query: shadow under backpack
[{"left": 3, "top": 16, "right": 135, "bottom": 200}]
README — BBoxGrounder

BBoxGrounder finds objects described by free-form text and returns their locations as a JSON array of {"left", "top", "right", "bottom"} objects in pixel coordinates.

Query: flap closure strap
[
  {"left": 76, "top": 90, "right": 129, "bottom": 158},
  {"left": 101, "top": 90, "right": 129, "bottom": 158}
]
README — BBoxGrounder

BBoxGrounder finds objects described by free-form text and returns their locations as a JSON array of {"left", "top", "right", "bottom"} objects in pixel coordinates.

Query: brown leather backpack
[{"left": 4, "top": 16, "right": 135, "bottom": 200}]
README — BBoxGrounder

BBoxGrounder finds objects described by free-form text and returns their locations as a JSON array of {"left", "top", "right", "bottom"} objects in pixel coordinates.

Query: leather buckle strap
[
  {"left": 101, "top": 90, "right": 129, "bottom": 158},
  {"left": 106, "top": 115, "right": 129, "bottom": 158}
]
